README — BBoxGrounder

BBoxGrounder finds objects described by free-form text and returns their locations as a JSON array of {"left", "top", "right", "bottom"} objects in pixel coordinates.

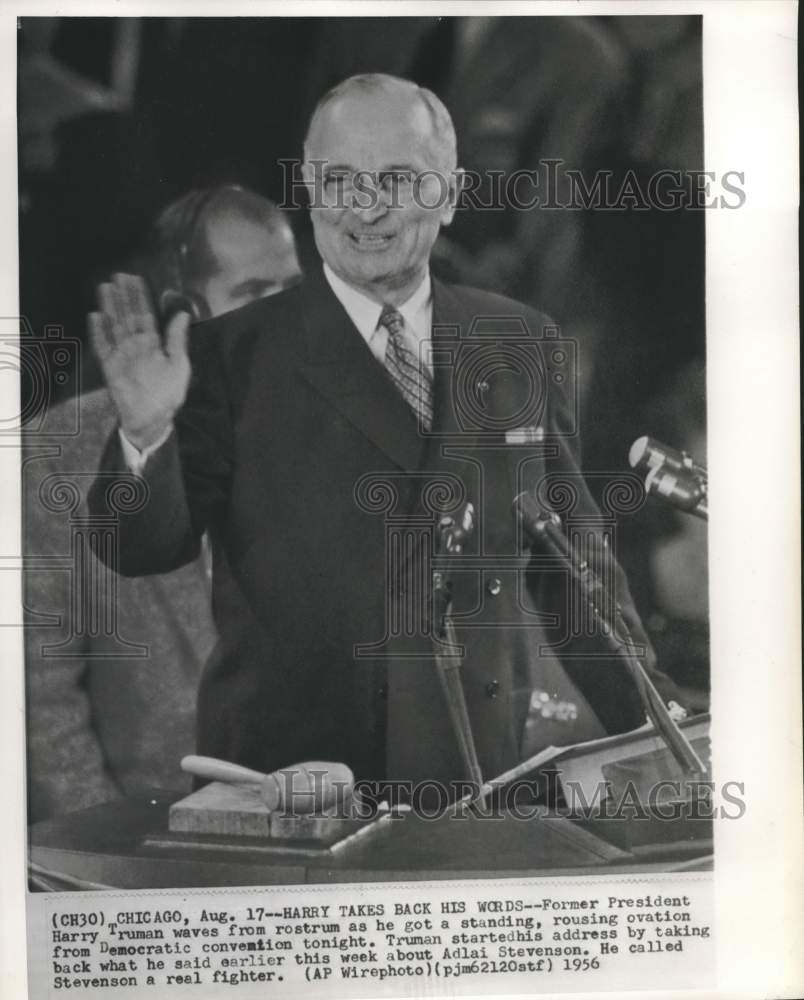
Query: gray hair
[{"left": 304, "top": 73, "right": 457, "bottom": 171}]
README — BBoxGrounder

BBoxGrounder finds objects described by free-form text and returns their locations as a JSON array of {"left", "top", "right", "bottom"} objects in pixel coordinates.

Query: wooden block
[
  {"left": 168, "top": 782, "right": 271, "bottom": 837},
  {"left": 269, "top": 811, "right": 357, "bottom": 842},
  {"left": 167, "top": 781, "right": 366, "bottom": 844}
]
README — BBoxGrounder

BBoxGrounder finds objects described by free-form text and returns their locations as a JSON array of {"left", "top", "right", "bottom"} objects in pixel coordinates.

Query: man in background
[{"left": 24, "top": 185, "right": 301, "bottom": 820}]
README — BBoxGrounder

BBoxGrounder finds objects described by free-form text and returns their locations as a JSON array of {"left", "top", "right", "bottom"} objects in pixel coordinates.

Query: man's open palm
[{"left": 88, "top": 273, "right": 191, "bottom": 450}]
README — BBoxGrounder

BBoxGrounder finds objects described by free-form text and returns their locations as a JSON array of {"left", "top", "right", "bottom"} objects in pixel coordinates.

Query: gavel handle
[{"left": 181, "top": 755, "right": 265, "bottom": 785}]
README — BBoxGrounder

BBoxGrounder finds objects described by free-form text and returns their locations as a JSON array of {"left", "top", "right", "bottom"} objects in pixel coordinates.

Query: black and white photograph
[{"left": 1, "top": 3, "right": 800, "bottom": 999}]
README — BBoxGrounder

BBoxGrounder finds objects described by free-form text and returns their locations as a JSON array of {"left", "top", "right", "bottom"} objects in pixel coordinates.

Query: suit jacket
[
  {"left": 92, "top": 269, "right": 669, "bottom": 791},
  {"left": 24, "top": 389, "right": 217, "bottom": 821}
]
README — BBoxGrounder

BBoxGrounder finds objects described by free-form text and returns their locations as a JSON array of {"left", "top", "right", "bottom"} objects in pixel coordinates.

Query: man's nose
[{"left": 349, "top": 175, "right": 390, "bottom": 222}]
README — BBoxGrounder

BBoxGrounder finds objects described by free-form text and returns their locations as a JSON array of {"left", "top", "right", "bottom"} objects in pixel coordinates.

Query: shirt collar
[
  {"left": 394, "top": 271, "right": 432, "bottom": 339},
  {"left": 323, "top": 263, "right": 432, "bottom": 344}
]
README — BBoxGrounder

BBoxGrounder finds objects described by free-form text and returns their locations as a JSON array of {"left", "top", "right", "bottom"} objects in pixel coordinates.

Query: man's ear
[{"left": 440, "top": 167, "right": 465, "bottom": 227}]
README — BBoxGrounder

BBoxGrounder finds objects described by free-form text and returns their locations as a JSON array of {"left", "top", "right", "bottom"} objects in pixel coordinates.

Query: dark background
[{"left": 17, "top": 15, "right": 708, "bottom": 695}]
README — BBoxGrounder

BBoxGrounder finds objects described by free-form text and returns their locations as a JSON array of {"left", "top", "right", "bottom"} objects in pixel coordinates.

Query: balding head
[
  {"left": 304, "top": 73, "right": 457, "bottom": 174},
  {"left": 144, "top": 185, "right": 301, "bottom": 320}
]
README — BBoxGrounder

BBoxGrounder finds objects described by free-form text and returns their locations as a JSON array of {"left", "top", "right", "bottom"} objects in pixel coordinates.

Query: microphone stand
[
  {"left": 514, "top": 492, "right": 707, "bottom": 779},
  {"left": 432, "top": 505, "right": 484, "bottom": 795}
]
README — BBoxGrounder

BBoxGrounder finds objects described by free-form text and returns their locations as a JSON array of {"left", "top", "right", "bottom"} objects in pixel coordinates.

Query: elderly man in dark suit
[{"left": 89, "top": 75, "right": 679, "bottom": 799}]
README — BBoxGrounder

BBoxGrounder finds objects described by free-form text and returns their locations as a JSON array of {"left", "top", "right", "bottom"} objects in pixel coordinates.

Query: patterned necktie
[{"left": 379, "top": 304, "right": 434, "bottom": 431}]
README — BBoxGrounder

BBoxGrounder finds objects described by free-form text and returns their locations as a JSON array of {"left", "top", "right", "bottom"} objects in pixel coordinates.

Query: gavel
[{"left": 181, "top": 756, "right": 354, "bottom": 814}]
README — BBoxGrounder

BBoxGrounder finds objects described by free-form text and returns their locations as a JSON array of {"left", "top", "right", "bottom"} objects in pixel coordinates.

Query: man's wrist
[
  {"left": 120, "top": 418, "right": 174, "bottom": 452},
  {"left": 119, "top": 422, "right": 174, "bottom": 474}
]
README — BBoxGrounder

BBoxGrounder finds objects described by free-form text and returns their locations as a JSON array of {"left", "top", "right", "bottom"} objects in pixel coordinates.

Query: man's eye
[
  {"left": 380, "top": 171, "right": 414, "bottom": 189},
  {"left": 324, "top": 174, "right": 350, "bottom": 190}
]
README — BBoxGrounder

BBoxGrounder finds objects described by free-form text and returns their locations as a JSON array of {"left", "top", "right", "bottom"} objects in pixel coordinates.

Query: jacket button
[
  {"left": 485, "top": 680, "right": 500, "bottom": 699},
  {"left": 378, "top": 686, "right": 388, "bottom": 700},
  {"left": 487, "top": 577, "right": 502, "bottom": 596}
]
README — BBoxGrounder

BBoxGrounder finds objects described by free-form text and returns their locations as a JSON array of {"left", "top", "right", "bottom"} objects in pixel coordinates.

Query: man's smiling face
[{"left": 304, "top": 84, "right": 458, "bottom": 304}]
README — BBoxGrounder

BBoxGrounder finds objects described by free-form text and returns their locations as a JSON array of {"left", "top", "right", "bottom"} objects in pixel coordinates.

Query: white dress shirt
[
  {"left": 323, "top": 263, "right": 434, "bottom": 376},
  {"left": 120, "top": 265, "right": 435, "bottom": 471}
]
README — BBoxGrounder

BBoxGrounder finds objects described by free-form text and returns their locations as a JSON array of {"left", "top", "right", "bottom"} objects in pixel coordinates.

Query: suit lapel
[
  {"left": 424, "top": 278, "right": 549, "bottom": 540},
  {"left": 296, "top": 269, "right": 427, "bottom": 472},
  {"left": 294, "top": 271, "right": 541, "bottom": 512},
  {"left": 429, "top": 277, "right": 475, "bottom": 442},
  {"left": 418, "top": 278, "right": 486, "bottom": 517}
]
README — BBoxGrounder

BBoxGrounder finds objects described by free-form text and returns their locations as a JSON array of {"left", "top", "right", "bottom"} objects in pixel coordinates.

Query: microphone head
[
  {"left": 629, "top": 436, "right": 650, "bottom": 469},
  {"left": 629, "top": 435, "right": 703, "bottom": 476},
  {"left": 438, "top": 502, "right": 475, "bottom": 554},
  {"left": 512, "top": 492, "right": 560, "bottom": 540}
]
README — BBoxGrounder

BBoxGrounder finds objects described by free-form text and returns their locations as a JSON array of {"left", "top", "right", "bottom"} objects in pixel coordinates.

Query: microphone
[
  {"left": 513, "top": 493, "right": 610, "bottom": 608},
  {"left": 512, "top": 494, "right": 707, "bottom": 777},
  {"left": 629, "top": 436, "right": 708, "bottom": 520},
  {"left": 432, "top": 502, "right": 485, "bottom": 793},
  {"left": 437, "top": 502, "right": 475, "bottom": 555},
  {"left": 629, "top": 436, "right": 706, "bottom": 478},
  {"left": 514, "top": 495, "right": 570, "bottom": 558}
]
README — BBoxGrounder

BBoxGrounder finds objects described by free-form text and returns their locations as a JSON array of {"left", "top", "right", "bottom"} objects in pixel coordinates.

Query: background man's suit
[
  {"left": 24, "top": 389, "right": 217, "bottom": 821},
  {"left": 93, "top": 269, "right": 672, "bottom": 790}
]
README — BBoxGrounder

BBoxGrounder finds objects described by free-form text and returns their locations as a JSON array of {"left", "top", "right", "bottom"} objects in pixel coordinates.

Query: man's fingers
[
  {"left": 97, "top": 274, "right": 159, "bottom": 345},
  {"left": 113, "top": 273, "right": 158, "bottom": 339},
  {"left": 116, "top": 272, "right": 156, "bottom": 327},
  {"left": 87, "top": 311, "right": 113, "bottom": 361},
  {"left": 96, "top": 282, "right": 127, "bottom": 343},
  {"left": 164, "top": 309, "right": 191, "bottom": 362}
]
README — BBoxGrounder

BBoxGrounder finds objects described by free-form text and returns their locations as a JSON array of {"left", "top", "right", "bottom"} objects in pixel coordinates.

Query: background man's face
[
  {"left": 200, "top": 214, "right": 301, "bottom": 317},
  {"left": 304, "top": 88, "right": 457, "bottom": 299}
]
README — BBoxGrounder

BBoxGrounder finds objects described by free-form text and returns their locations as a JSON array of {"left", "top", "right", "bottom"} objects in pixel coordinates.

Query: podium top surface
[{"left": 29, "top": 791, "right": 713, "bottom": 891}]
